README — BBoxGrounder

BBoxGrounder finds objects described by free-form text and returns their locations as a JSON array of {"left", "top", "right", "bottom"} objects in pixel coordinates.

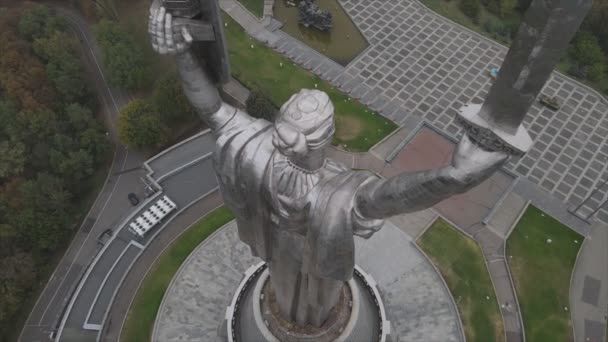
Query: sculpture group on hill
[{"left": 297, "top": 0, "right": 332, "bottom": 31}]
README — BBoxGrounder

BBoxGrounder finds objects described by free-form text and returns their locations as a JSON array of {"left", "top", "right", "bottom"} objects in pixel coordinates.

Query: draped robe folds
[{"left": 213, "top": 110, "right": 384, "bottom": 326}]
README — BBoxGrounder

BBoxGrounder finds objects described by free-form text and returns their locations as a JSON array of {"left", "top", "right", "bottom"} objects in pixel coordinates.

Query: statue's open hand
[
  {"left": 148, "top": 6, "right": 193, "bottom": 55},
  {"left": 451, "top": 134, "right": 509, "bottom": 185}
]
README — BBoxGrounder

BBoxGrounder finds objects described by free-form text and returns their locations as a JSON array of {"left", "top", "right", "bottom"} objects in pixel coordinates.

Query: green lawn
[
  {"left": 223, "top": 14, "right": 397, "bottom": 152},
  {"left": 120, "top": 207, "right": 234, "bottom": 342},
  {"left": 418, "top": 218, "right": 504, "bottom": 342},
  {"left": 506, "top": 206, "right": 583, "bottom": 342},
  {"left": 236, "top": 0, "right": 264, "bottom": 18}
]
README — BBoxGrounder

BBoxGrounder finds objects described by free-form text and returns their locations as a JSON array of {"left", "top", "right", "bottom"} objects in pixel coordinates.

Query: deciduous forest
[{"left": 0, "top": 6, "right": 110, "bottom": 340}]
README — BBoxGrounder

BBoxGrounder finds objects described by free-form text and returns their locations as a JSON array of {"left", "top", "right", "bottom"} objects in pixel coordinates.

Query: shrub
[
  {"left": 570, "top": 31, "right": 605, "bottom": 67},
  {"left": 587, "top": 62, "right": 606, "bottom": 83},
  {"left": 483, "top": 17, "right": 510, "bottom": 40},
  {"left": 460, "top": 0, "right": 480, "bottom": 22},
  {"left": 246, "top": 91, "right": 278, "bottom": 122}
]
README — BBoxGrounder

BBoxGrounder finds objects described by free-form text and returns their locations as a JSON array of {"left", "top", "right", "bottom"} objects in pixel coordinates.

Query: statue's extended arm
[
  {"left": 148, "top": 6, "right": 236, "bottom": 131},
  {"left": 355, "top": 134, "right": 508, "bottom": 220}
]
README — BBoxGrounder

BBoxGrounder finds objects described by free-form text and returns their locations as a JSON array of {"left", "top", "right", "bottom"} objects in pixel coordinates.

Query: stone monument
[{"left": 148, "top": 0, "right": 592, "bottom": 340}]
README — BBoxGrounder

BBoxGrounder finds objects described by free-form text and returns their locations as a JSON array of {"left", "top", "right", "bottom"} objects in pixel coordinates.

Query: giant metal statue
[{"left": 149, "top": 0, "right": 591, "bottom": 329}]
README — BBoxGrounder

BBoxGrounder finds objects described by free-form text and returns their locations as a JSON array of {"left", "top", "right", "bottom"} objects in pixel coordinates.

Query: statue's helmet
[{"left": 276, "top": 89, "right": 335, "bottom": 150}]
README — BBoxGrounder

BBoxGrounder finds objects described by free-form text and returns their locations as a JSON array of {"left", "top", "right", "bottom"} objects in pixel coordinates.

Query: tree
[
  {"left": 153, "top": 73, "right": 197, "bottom": 124},
  {"left": 582, "top": 1, "right": 608, "bottom": 53},
  {"left": 94, "top": 20, "right": 149, "bottom": 90},
  {"left": 20, "top": 173, "right": 71, "bottom": 213},
  {"left": 16, "top": 173, "right": 71, "bottom": 251},
  {"left": 0, "top": 141, "right": 25, "bottom": 179},
  {"left": 246, "top": 91, "right": 277, "bottom": 122},
  {"left": 17, "top": 5, "right": 51, "bottom": 41},
  {"left": 50, "top": 149, "right": 94, "bottom": 182},
  {"left": 65, "top": 103, "right": 94, "bottom": 131},
  {"left": 0, "top": 35, "right": 58, "bottom": 110},
  {"left": 34, "top": 32, "right": 90, "bottom": 104},
  {"left": 483, "top": 0, "right": 517, "bottom": 18},
  {"left": 14, "top": 108, "right": 58, "bottom": 146},
  {"left": 0, "top": 252, "right": 36, "bottom": 322},
  {"left": 571, "top": 32, "right": 604, "bottom": 67},
  {"left": 461, "top": 0, "right": 481, "bottom": 22},
  {"left": 587, "top": 62, "right": 606, "bottom": 83},
  {"left": 80, "top": 127, "right": 110, "bottom": 164},
  {"left": 117, "top": 99, "right": 166, "bottom": 149}
]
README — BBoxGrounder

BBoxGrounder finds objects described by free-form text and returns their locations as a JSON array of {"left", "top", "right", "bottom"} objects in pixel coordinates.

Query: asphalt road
[
  {"left": 56, "top": 139, "right": 219, "bottom": 341},
  {"left": 99, "top": 191, "right": 224, "bottom": 341},
  {"left": 16, "top": 3, "right": 147, "bottom": 341}
]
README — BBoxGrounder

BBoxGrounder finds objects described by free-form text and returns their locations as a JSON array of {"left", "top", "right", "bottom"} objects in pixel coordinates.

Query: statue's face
[{"left": 277, "top": 89, "right": 335, "bottom": 151}]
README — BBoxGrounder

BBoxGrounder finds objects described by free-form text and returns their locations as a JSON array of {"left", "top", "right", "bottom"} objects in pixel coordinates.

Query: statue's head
[{"left": 273, "top": 89, "right": 335, "bottom": 158}]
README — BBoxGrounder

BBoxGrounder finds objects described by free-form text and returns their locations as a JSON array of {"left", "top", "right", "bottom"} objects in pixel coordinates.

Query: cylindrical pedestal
[{"left": 225, "top": 263, "right": 390, "bottom": 342}]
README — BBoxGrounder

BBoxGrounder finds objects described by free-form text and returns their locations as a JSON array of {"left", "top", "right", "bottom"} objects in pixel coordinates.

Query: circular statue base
[
  {"left": 153, "top": 221, "right": 464, "bottom": 342},
  {"left": 226, "top": 263, "right": 388, "bottom": 342},
  {"left": 260, "top": 276, "right": 354, "bottom": 341}
]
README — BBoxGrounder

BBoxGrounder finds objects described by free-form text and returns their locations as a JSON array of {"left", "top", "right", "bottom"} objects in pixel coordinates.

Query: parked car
[
  {"left": 128, "top": 193, "right": 139, "bottom": 206},
  {"left": 539, "top": 94, "right": 561, "bottom": 110},
  {"left": 97, "top": 228, "right": 113, "bottom": 245}
]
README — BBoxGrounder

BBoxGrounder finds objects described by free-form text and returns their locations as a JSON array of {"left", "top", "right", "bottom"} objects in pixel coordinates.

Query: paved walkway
[{"left": 570, "top": 223, "right": 608, "bottom": 342}]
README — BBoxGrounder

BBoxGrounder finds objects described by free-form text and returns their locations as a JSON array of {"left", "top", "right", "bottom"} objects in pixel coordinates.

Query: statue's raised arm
[
  {"left": 148, "top": 6, "right": 241, "bottom": 131},
  {"left": 355, "top": 134, "right": 509, "bottom": 220}
]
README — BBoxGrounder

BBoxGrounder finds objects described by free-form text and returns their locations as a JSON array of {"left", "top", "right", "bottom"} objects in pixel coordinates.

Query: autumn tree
[
  {"left": 153, "top": 73, "right": 198, "bottom": 124},
  {"left": 118, "top": 99, "right": 167, "bottom": 149}
]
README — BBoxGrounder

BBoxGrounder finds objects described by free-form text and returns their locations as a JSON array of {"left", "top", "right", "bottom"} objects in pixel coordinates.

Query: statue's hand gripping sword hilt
[{"left": 153, "top": 0, "right": 231, "bottom": 84}]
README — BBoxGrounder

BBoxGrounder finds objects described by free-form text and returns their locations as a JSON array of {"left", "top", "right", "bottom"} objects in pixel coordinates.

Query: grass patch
[
  {"left": 223, "top": 14, "right": 396, "bottom": 151},
  {"left": 120, "top": 207, "right": 234, "bottom": 342},
  {"left": 506, "top": 206, "right": 582, "bottom": 342},
  {"left": 418, "top": 218, "right": 504, "bottom": 342},
  {"left": 103, "top": 2, "right": 396, "bottom": 151},
  {"left": 236, "top": 0, "right": 264, "bottom": 18}
]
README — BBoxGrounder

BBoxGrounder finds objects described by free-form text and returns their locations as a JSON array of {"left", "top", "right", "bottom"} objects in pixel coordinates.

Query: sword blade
[{"left": 480, "top": 0, "right": 593, "bottom": 134}]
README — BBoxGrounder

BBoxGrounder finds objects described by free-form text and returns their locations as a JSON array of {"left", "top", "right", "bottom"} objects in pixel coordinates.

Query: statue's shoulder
[{"left": 216, "top": 110, "right": 273, "bottom": 151}]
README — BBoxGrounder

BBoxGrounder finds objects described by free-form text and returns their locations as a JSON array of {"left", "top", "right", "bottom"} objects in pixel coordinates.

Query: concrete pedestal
[
  {"left": 153, "top": 220, "right": 464, "bottom": 342},
  {"left": 225, "top": 263, "right": 389, "bottom": 342}
]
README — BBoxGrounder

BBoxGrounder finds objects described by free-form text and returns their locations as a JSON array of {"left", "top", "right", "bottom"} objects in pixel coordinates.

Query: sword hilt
[{"left": 457, "top": 104, "right": 532, "bottom": 157}]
